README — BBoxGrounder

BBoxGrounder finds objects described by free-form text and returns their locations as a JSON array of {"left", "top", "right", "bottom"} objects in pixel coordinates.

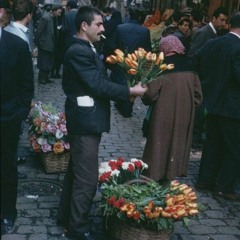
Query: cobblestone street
[{"left": 2, "top": 62, "right": 240, "bottom": 240}]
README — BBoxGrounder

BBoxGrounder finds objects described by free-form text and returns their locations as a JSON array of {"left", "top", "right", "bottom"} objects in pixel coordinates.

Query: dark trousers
[
  {"left": 197, "top": 115, "right": 240, "bottom": 193},
  {"left": 192, "top": 104, "right": 206, "bottom": 146},
  {"left": 1, "top": 119, "right": 21, "bottom": 221},
  {"left": 110, "top": 66, "right": 134, "bottom": 117},
  {"left": 58, "top": 134, "right": 101, "bottom": 237}
]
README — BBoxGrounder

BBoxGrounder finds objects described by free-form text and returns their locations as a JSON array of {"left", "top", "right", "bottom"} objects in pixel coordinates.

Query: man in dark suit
[
  {"left": 57, "top": 6, "right": 147, "bottom": 240},
  {"left": 62, "top": 0, "right": 78, "bottom": 51},
  {"left": 195, "top": 12, "right": 240, "bottom": 201},
  {"left": 0, "top": 0, "right": 34, "bottom": 235},
  {"left": 189, "top": 7, "right": 228, "bottom": 149},
  {"left": 35, "top": 5, "right": 60, "bottom": 84}
]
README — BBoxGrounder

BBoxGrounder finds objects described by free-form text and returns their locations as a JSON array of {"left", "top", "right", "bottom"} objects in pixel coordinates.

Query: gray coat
[
  {"left": 188, "top": 23, "right": 216, "bottom": 57},
  {"left": 35, "top": 12, "right": 54, "bottom": 52}
]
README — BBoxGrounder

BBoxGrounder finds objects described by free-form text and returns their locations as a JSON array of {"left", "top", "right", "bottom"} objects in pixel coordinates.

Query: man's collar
[
  {"left": 229, "top": 31, "right": 240, "bottom": 39},
  {"left": 209, "top": 22, "right": 217, "bottom": 34},
  {"left": 11, "top": 21, "right": 28, "bottom": 32}
]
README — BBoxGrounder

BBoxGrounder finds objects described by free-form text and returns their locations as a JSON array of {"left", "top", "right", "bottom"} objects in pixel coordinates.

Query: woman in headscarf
[{"left": 142, "top": 35, "right": 203, "bottom": 183}]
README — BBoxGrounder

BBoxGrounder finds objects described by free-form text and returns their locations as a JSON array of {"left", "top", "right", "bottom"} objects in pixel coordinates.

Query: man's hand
[{"left": 129, "top": 82, "right": 148, "bottom": 97}]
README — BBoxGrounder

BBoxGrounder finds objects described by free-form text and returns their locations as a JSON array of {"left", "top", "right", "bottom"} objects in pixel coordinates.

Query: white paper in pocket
[{"left": 77, "top": 96, "right": 94, "bottom": 107}]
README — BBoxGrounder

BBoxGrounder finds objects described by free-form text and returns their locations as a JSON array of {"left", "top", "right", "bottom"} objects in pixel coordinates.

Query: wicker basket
[
  {"left": 41, "top": 152, "right": 70, "bottom": 173},
  {"left": 105, "top": 176, "right": 173, "bottom": 240},
  {"left": 106, "top": 217, "right": 173, "bottom": 240}
]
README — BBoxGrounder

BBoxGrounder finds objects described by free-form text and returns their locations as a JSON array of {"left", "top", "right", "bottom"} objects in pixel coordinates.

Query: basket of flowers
[
  {"left": 99, "top": 157, "right": 199, "bottom": 240},
  {"left": 28, "top": 101, "right": 70, "bottom": 173}
]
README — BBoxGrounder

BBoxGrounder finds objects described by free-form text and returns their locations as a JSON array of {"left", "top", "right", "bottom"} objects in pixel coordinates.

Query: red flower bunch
[{"left": 98, "top": 157, "right": 148, "bottom": 184}]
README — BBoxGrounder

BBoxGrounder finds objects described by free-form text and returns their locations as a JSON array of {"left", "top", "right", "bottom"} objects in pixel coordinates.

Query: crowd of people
[{"left": 1, "top": 0, "right": 240, "bottom": 239}]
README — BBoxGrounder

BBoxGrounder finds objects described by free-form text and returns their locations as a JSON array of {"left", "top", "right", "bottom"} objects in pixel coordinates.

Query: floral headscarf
[{"left": 159, "top": 35, "right": 185, "bottom": 56}]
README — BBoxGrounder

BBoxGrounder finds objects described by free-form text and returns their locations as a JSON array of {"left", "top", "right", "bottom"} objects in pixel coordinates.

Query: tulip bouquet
[
  {"left": 28, "top": 101, "right": 70, "bottom": 154},
  {"left": 99, "top": 158, "right": 199, "bottom": 231},
  {"left": 106, "top": 48, "right": 174, "bottom": 87}
]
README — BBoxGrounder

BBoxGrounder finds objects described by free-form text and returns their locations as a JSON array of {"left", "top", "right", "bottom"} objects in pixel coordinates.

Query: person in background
[
  {"left": 109, "top": 8, "right": 151, "bottom": 118},
  {"left": 141, "top": 35, "right": 202, "bottom": 184},
  {"left": 189, "top": 7, "right": 228, "bottom": 149},
  {"left": 162, "top": 11, "right": 183, "bottom": 37},
  {"left": 172, "top": 17, "right": 191, "bottom": 53},
  {"left": 35, "top": 4, "right": 60, "bottom": 84},
  {"left": 57, "top": 6, "right": 147, "bottom": 240},
  {"left": 62, "top": 0, "right": 77, "bottom": 51},
  {"left": 195, "top": 12, "right": 240, "bottom": 201},
  {"left": 102, "top": 6, "right": 112, "bottom": 21},
  {"left": 4, "top": 0, "right": 34, "bottom": 179},
  {"left": 50, "top": 5, "right": 63, "bottom": 79},
  {"left": 190, "top": 10, "right": 204, "bottom": 38},
  {"left": 99, "top": 9, "right": 122, "bottom": 67},
  {"left": 4, "top": 0, "right": 34, "bottom": 51},
  {"left": 188, "top": 7, "right": 228, "bottom": 57},
  {"left": 1, "top": 0, "right": 34, "bottom": 235}
]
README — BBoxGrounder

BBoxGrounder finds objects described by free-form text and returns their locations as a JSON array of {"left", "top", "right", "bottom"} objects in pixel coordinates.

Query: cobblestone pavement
[{"left": 2, "top": 63, "right": 240, "bottom": 240}]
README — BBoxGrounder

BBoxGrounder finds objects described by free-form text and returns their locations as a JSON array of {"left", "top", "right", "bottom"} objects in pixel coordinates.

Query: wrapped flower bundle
[{"left": 28, "top": 101, "right": 70, "bottom": 154}]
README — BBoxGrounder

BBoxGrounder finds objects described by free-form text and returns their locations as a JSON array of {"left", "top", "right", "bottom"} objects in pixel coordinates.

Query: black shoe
[
  {"left": 17, "top": 156, "right": 26, "bottom": 165},
  {"left": 55, "top": 73, "right": 61, "bottom": 78},
  {"left": 195, "top": 182, "right": 214, "bottom": 191},
  {"left": 39, "top": 80, "right": 47, "bottom": 84},
  {"left": 1, "top": 218, "right": 15, "bottom": 235},
  {"left": 18, "top": 172, "right": 27, "bottom": 179},
  {"left": 45, "top": 79, "right": 53, "bottom": 83},
  {"left": 67, "top": 232, "right": 96, "bottom": 240}
]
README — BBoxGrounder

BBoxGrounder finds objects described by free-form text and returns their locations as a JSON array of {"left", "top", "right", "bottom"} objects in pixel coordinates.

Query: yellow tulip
[{"left": 114, "top": 49, "right": 124, "bottom": 57}]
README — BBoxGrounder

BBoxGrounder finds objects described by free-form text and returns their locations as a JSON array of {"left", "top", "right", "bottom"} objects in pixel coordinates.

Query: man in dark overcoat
[
  {"left": 195, "top": 12, "right": 240, "bottom": 201},
  {"left": 0, "top": 0, "right": 34, "bottom": 234}
]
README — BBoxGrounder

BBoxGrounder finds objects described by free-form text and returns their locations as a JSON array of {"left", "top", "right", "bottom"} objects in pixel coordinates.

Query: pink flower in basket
[{"left": 28, "top": 101, "right": 70, "bottom": 155}]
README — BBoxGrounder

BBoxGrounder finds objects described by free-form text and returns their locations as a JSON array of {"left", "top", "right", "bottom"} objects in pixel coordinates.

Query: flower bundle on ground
[
  {"left": 99, "top": 157, "right": 148, "bottom": 184},
  {"left": 106, "top": 48, "right": 174, "bottom": 87},
  {"left": 28, "top": 101, "right": 70, "bottom": 154},
  {"left": 99, "top": 158, "right": 199, "bottom": 231}
]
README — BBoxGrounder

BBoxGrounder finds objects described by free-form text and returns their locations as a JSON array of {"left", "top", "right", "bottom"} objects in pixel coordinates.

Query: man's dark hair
[
  {"left": 172, "top": 11, "right": 183, "bottom": 22},
  {"left": 102, "top": 7, "right": 111, "bottom": 14},
  {"left": 191, "top": 10, "right": 203, "bottom": 22},
  {"left": 12, "top": 0, "right": 33, "bottom": 20},
  {"left": 230, "top": 12, "right": 240, "bottom": 28},
  {"left": 75, "top": 6, "right": 102, "bottom": 30},
  {"left": 66, "top": 0, "right": 77, "bottom": 9},
  {"left": 128, "top": 8, "right": 141, "bottom": 21},
  {"left": 212, "top": 7, "right": 228, "bottom": 18}
]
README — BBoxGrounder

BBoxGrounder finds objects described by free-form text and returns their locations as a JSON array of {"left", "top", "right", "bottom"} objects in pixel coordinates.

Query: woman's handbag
[{"left": 142, "top": 104, "right": 155, "bottom": 138}]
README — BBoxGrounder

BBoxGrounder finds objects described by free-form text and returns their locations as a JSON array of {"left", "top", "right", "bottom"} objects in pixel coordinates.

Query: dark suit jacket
[
  {"left": 0, "top": 29, "right": 34, "bottom": 122},
  {"left": 197, "top": 32, "right": 240, "bottom": 119},
  {"left": 188, "top": 23, "right": 217, "bottom": 57},
  {"left": 63, "top": 37, "right": 130, "bottom": 135},
  {"left": 111, "top": 20, "right": 152, "bottom": 53},
  {"left": 62, "top": 9, "right": 77, "bottom": 50}
]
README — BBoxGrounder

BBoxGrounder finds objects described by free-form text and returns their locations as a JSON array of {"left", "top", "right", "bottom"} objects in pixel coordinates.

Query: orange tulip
[
  {"left": 127, "top": 69, "right": 137, "bottom": 75},
  {"left": 106, "top": 55, "right": 117, "bottom": 64},
  {"left": 125, "top": 57, "right": 132, "bottom": 67},
  {"left": 131, "top": 53, "right": 138, "bottom": 61}
]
